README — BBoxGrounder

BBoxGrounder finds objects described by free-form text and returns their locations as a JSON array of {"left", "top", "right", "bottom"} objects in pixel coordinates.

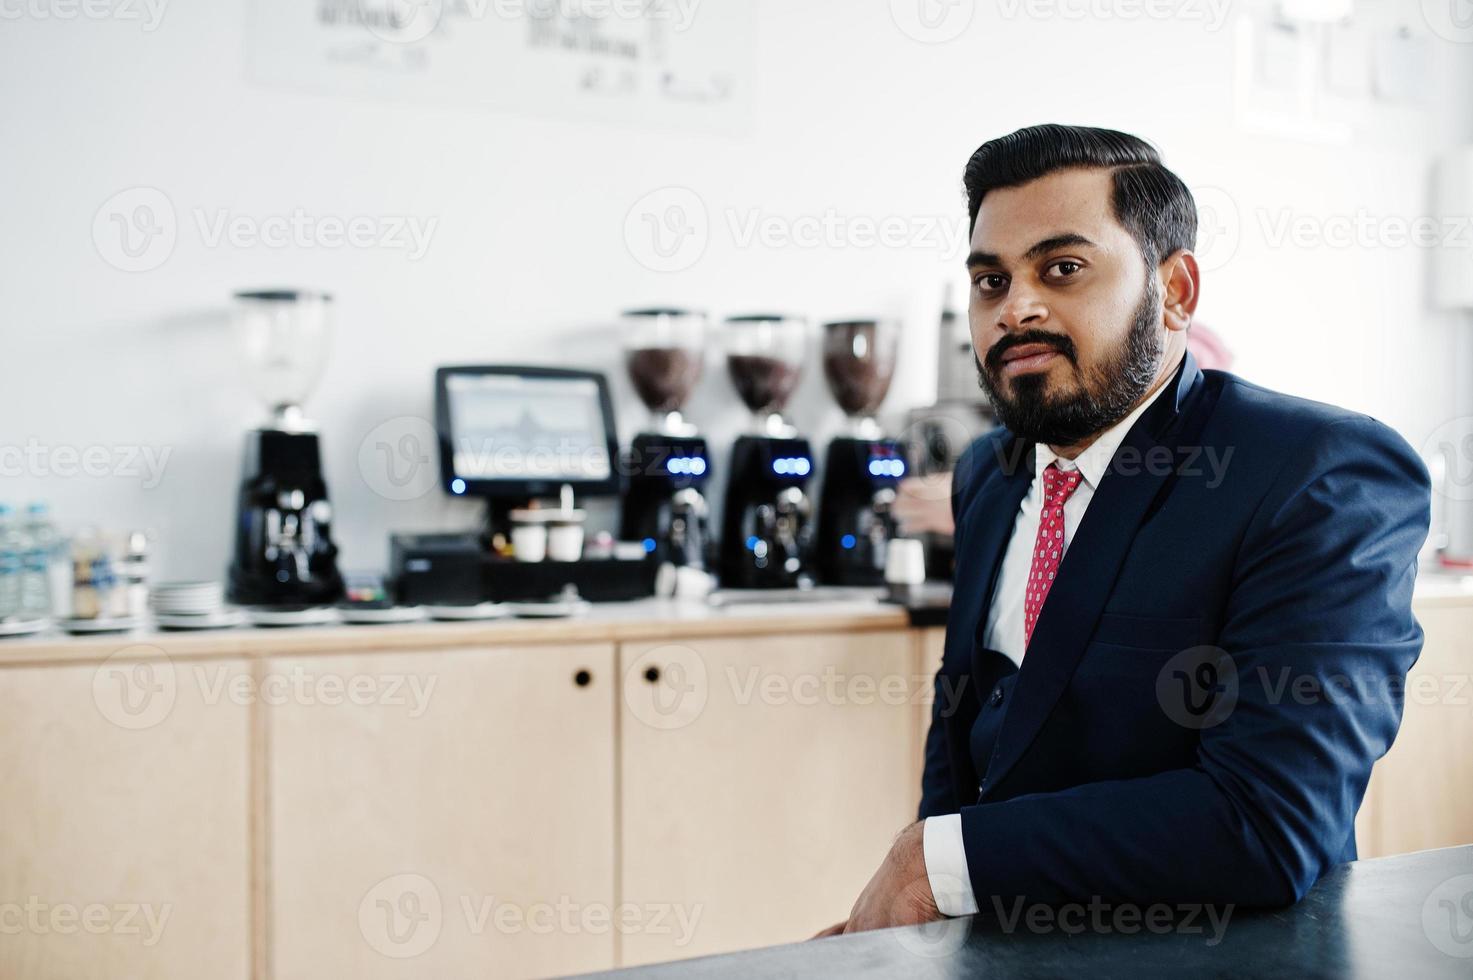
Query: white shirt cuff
[{"left": 922, "top": 814, "right": 979, "bottom": 916}]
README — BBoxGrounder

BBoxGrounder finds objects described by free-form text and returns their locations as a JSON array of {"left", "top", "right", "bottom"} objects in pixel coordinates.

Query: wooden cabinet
[
  {"left": 0, "top": 652, "right": 251, "bottom": 980},
  {"left": 617, "top": 630, "right": 919, "bottom": 966},
  {"left": 265, "top": 644, "right": 616, "bottom": 980},
  {"left": 1357, "top": 603, "right": 1473, "bottom": 858}
]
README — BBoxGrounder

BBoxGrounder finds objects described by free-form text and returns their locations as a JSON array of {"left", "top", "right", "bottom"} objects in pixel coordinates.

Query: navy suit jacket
[{"left": 919, "top": 351, "right": 1430, "bottom": 908}]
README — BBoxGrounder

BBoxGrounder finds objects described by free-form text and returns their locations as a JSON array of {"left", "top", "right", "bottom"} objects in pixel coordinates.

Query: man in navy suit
[{"left": 821, "top": 124, "right": 1430, "bottom": 935}]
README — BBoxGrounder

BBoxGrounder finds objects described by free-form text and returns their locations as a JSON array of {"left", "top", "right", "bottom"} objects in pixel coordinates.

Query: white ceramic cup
[
  {"left": 512, "top": 523, "right": 548, "bottom": 563},
  {"left": 547, "top": 522, "right": 585, "bottom": 562},
  {"left": 884, "top": 537, "right": 927, "bottom": 586}
]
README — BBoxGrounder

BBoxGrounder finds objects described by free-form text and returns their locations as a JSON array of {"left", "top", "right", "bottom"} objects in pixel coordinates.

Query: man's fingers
[{"left": 810, "top": 920, "right": 847, "bottom": 940}]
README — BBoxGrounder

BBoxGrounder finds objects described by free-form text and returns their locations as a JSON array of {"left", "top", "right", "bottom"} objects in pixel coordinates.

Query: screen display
[{"left": 444, "top": 373, "right": 613, "bottom": 484}]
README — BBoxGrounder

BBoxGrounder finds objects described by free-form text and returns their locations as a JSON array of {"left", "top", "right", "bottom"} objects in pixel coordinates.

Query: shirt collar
[{"left": 1034, "top": 376, "right": 1173, "bottom": 490}]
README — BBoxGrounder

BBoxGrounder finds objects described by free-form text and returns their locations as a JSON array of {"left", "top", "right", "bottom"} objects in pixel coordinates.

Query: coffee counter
[
  {"left": 0, "top": 596, "right": 912, "bottom": 667},
  {"left": 1, "top": 582, "right": 1469, "bottom": 979}
]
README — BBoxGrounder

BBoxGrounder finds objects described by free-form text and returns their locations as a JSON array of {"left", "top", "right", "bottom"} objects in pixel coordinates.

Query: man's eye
[
  {"left": 1046, "top": 260, "right": 1082, "bottom": 278},
  {"left": 973, "top": 274, "right": 1007, "bottom": 293}
]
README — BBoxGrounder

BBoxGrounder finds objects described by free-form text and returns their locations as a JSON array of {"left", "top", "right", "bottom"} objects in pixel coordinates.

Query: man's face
[{"left": 968, "top": 168, "right": 1165, "bottom": 447}]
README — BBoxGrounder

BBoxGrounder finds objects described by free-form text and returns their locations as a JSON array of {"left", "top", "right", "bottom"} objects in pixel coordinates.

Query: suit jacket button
[{"left": 989, "top": 687, "right": 1004, "bottom": 707}]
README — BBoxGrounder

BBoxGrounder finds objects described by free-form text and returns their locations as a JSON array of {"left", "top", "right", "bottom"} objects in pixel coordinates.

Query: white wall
[{"left": 2, "top": 0, "right": 1469, "bottom": 581}]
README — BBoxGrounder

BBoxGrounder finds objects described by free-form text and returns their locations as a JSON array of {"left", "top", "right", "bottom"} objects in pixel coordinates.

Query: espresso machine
[
  {"left": 718, "top": 314, "right": 815, "bottom": 589},
  {"left": 226, "top": 290, "right": 345, "bottom": 607},
  {"left": 816, "top": 318, "right": 906, "bottom": 586},
  {"left": 617, "top": 309, "right": 713, "bottom": 569}
]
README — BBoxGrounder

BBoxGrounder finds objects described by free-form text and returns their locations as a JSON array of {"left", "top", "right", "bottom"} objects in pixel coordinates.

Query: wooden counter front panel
[
  {"left": 266, "top": 644, "right": 617, "bottom": 980},
  {"left": 617, "top": 630, "right": 920, "bottom": 966}
]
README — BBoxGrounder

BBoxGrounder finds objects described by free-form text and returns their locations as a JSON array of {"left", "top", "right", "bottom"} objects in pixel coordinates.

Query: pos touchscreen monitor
[{"left": 434, "top": 365, "right": 621, "bottom": 500}]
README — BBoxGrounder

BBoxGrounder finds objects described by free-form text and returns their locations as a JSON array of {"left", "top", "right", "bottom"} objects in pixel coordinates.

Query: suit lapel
[
  {"left": 954, "top": 435, "right": 1035, "bottom": 680},
  {"left": 979, "top": 352, "right": 1211, "bottom": 800}
]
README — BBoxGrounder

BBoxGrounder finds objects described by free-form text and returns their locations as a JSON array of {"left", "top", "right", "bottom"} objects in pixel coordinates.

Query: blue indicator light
[
  {"left": 773, "top": 459, "right": 789, "bottom": 475},
  {"left": 841, "top": 534, "right": 856, "bottom": 550},
  {"left": 746, "top": 535, "right": 760, "bottom": 551},
  {"left": 450, "top": 478, "right": 466, "bottom": 495},
  {"left": 794, "top": 458, "right": 811, "bottom": 476},
  {"left": 642, "top": 537, "right": 657, "bottom": 553},
  {"left": 690, "top": 457, "right": 707, "bottom": 476}
]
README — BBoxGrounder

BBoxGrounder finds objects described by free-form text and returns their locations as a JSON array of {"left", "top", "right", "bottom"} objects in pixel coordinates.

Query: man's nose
[{"left": 997, "top": 285, "right": 1048, "bottom": 332}]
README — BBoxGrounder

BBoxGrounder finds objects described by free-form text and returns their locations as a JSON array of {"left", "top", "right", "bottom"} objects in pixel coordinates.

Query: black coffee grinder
[
  {"left": 617, "top": 309, "right": 713, "bottom": 569},
  {"left": 718, "top": 314, "right": 815, "bottom": 589},
  {"left": 816, "top": 319, "right": 906, "bottom": 586},
  {"left": 226, "top": 290, "right": 344, "bottom": 607}
]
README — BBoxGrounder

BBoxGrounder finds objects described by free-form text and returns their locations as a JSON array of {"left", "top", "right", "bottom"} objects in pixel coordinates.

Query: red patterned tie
[{"left": 1023, "top": 464, "right": 1085, "bottom": 650}]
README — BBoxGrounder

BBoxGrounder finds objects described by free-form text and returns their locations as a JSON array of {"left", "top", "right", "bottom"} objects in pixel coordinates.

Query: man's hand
[{"left": 839, "top": 821, "right": 942, "bottom": 934}]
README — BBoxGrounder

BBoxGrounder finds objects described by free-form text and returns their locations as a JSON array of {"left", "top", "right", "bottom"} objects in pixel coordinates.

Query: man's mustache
[{"left": 984, "top": 330, "right": 1078, "bottom": 373}]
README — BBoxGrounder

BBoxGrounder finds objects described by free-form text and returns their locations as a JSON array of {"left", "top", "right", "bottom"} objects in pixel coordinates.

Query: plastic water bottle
[
  {"left": 0, "top": 505, "right": 25, "bottom": 622},
  {"left": 20, "top": 503, "right": 57, "bottom": 621}
]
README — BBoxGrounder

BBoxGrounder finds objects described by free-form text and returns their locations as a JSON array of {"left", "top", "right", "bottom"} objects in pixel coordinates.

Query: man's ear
[{"left": 1159, "top": 249, "right": 1200, "bottom": 332}]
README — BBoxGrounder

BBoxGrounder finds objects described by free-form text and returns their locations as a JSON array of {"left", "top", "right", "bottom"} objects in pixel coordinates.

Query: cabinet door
[
  {"left": 1357, "top": 604, "right": 1473, "bottom": 857},
  {"left": 0, "top": 652, "right": 251, "bottom": 980},
  {"left": 267, "top": 644, "right": 616, "bottom": 980},
  {"left": 618, "top": 630, "right": 919, "bottom": 966}
]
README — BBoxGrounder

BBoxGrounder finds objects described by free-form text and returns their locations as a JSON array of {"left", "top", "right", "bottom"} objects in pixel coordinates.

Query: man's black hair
[{"left": 963, "top": 123, "right": 1197, "bottom": 269}]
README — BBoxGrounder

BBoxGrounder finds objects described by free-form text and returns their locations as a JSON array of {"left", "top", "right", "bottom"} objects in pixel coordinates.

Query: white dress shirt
[{"left": 923, "top": 376, "right": 1173, "bottom": 917}]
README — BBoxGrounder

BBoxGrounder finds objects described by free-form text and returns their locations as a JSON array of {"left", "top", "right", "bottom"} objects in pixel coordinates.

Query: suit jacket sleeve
[
  {"left": 955, "top": 416, "right": 1430, "bottom": 907},
  {"left": 918, "top": 444, "right": 977, "bottom": 820}
]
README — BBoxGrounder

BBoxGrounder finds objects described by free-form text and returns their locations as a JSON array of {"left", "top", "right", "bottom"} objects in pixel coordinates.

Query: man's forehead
[{"left": 970, "top": 168, "right": 1122, "bottom": 255}]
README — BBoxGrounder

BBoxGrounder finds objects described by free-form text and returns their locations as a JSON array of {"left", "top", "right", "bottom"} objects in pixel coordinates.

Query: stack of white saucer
[{"left": 151, "top": 582, "right": 244, "bottom": 630}]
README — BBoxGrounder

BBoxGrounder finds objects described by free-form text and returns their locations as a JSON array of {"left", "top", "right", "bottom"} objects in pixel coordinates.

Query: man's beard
[{"left": 976, "top": 279, "right": 1164, "bottom": 447}]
